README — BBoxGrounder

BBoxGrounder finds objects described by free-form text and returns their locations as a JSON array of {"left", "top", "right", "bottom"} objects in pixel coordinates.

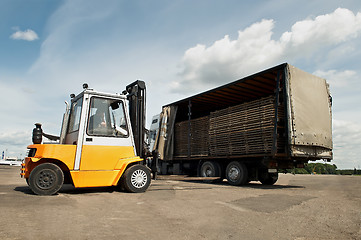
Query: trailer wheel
[
  {"left": 28, "top": 163, "right": 64, "bottom": 195},
  {"left": 199, "top": 161, "right": 222, "bottom": 183},
  {"left": 226, "top": 161, "right": 248, "bottom": 186},
  {"left": 259, "top": 170, "right": 278, "bottom": 185},
  {"left": 122, "top": 165, "right": 151, "bottom": 193},
  {"left": 199, "top": 161, "right": 221, "bottom": 177}
]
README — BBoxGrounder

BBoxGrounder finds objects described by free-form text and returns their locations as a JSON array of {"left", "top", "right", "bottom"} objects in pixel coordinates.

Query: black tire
[
  {"left": 258, "top": 170, "right": 278, "bottom": 185},
  {"left": 199, "top": 161, "right": 222, "bottom": 183},
  {"left": 199, "top": 161, "right": 221, "bottom": 177},
  {"left": 122, "top": 165, "right": 151, "bottom": 193},
  {"left": 28, "top": 163, "right": 64, "bottom": 195},
  {"left": 225, "top": 161, "right": 248, "bottom": 186}
]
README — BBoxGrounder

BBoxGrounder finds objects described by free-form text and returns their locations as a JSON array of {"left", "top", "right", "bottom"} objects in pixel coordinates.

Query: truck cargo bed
[{"left": 154, "top": 63, "right": 332, "bottom": 164}]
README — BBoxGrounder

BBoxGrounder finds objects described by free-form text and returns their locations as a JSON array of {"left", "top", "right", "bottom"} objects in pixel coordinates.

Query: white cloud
[
  {"left": 332, "top": 120, "right": 361, "bottom": 169},
  {"left": 282, "top": 8, "right": 361, "bottom": 47},
  {"left": 281, "top": 8, "right": 361, "bottom": 58},
  {"left": 313, "top": 69, "right": 357, "bottom": 88},
  {"left": 10, "top": 28, "right": 39, "bottom": 41},
  {"left": 173, "top": 19, "right": 282, "bottom": 93},
  {"left": 173, "top": 8, "right": 361, "bottom": 93}
]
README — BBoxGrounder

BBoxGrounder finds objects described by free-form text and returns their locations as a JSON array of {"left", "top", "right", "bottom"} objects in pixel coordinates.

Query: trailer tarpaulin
[{"left": 287, "top": 64, "right": 333, "bottom": 156}]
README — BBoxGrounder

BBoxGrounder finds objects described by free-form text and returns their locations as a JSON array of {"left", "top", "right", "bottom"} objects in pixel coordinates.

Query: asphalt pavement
[{"left": 0, "top": 165, "right": 360, "bottom": 240}]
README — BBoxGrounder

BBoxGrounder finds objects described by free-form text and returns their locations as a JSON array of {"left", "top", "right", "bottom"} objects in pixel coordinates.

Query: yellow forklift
[{"left": 21, "top": 81, "right": 151, "bottom": 195}]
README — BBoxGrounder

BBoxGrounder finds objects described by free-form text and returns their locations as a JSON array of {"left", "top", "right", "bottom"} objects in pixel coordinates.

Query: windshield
[{"left": 87, "top": 97, "right": 128, "bottom": 137}]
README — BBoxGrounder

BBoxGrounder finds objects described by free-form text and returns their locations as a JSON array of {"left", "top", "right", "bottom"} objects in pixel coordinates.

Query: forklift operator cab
[
  {"left": 22, "top": 83, "right": 151, "bottom": 195},
  {"left": 64, "top": 90, "right": 137, "bottom": 171}
]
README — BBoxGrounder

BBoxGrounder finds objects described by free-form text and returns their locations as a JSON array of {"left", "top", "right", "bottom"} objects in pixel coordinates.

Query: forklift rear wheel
[
  {"left": 28, "top": 163, "right": 64, "bottom": 195},
  {"left": 122, "top": 165, "right": 151, "bottom": 193}
]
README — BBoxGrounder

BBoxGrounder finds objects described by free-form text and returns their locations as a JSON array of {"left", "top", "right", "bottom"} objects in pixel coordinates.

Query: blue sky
[{"left": 0, "top": 0, "right": 360, "bottom": 169}]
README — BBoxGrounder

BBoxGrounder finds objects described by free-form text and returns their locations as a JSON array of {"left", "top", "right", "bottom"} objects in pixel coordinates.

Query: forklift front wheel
[
  {"left": 28, "top": 163, "right": 64, "bottom": 195},
  {"left": 122, "top": 165, "right": 151, "bottom": 193}
]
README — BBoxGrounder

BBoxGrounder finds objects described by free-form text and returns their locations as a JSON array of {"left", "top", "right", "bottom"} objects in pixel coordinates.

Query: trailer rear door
[{"left": 287, "top": 65, "right": 332, "bottom": 158}]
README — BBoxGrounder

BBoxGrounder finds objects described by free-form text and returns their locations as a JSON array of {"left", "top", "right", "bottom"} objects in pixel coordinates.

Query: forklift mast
[{"left": 126, "top": 80, "right": 146, "bottom": 159}]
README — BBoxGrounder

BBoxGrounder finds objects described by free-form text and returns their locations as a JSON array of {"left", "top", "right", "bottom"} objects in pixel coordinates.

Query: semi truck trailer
[
  {"left": 149, "top": 63, "right": 332, "bottom": 185},
  {"left": 21, "top": 63, "right": 332, "bottom": 195}
]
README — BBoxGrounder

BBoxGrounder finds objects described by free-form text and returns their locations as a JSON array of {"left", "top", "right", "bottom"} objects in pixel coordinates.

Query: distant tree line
[{"left": 282, "top": 163, "right": 361, "bottom": 175}]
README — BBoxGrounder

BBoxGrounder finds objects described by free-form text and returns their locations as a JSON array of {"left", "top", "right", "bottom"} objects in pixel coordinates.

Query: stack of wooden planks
[
  {"left": 174, "top": 116, "right": 209, "bottom": 157},
  {"left": 209, "top": 95, "right": 275, "bottom": 156},
  {"left": 174, "top": 95, "right": 281, "bottom": 158}
]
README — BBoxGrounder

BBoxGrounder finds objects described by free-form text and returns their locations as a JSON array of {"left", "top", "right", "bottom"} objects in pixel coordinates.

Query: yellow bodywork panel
[
  {"left": 28, "top": 144, "right": 76, "bottom": 169},
  {"left": 72, "top": 145, "right": 142, "bottom": 188},
  {"left": 70, "top": 171, "right": 121, "bottom": 187},
  {"left": 80, "top": 145, "right": 135, "bottom": 170},
  {"left": 71, "top": 157, "right": 143, "bottom": 188},
  {"left": 22, "top": 144, "right": 77, "bottom": 178}
]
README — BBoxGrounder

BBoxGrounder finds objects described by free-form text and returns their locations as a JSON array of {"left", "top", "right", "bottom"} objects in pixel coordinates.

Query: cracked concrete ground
[{"left": 0, "top": 165, "right": 360, "bottom": 240}]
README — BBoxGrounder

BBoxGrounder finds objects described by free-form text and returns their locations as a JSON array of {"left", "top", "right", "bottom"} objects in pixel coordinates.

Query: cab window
[
  {"left": 87, "top": 97, "right": 128, "bottom": 137},
  {"left": 68, "top": 97, "right": 83, "bottom": 133}
]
